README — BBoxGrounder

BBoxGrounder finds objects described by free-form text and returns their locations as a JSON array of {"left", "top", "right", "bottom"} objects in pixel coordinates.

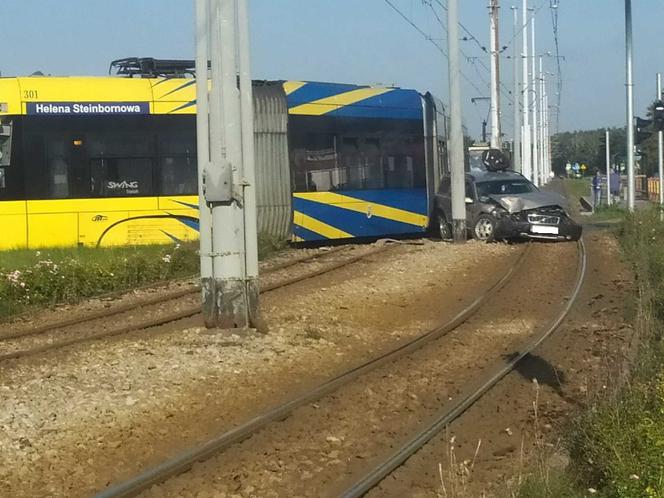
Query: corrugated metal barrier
[{"left": 253, "top": 83, "right": 291, "bottom": 239}]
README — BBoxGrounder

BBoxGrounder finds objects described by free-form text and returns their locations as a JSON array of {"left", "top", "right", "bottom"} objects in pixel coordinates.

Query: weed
[
  {"left": 0, "top": 232, "right": 288, "bottom": 319},
  {"left": 566, "top": 209, "right": 664, "bottom": 498},
  {"left": 0, "top": 244, "right": 199, "bottom": 318}
]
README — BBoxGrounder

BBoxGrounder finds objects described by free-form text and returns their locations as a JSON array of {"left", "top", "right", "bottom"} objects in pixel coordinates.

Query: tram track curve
[
  {"left": 0, "top": 244, "right": 389, "bottom": 363},
  {"left": 93, "top": 243, "right": 534, "bottom": 498},
  {"left": 341, "top": 238, "right": 587, "bottom": 497}
]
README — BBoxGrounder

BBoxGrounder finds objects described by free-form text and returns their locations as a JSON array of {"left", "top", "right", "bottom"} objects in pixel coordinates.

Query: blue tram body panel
[
  {"left": 292, "top": 189, "right": 428, "bottom": 242},
  {"left": 285, "top": 81, "right": 424, "bottom": 121},
  {"left": 285, "top": 81, "right": 430, "bottom": 242}
]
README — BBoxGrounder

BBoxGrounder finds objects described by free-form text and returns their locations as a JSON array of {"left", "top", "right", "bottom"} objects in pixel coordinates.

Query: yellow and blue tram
[{"left": 0, "top": 59, "right": 448, "bottom": 249}]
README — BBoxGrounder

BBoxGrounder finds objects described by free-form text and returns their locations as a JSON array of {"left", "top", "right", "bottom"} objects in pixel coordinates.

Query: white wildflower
[
  {"left": 162, "top": 254, "right": 172, "bottom": 264},
  {"left": 7, "top": 270, "right": 22, "bottom": 284},
  {"left": 629, "top": 474, "right": 640, "bottom": 480},
  {"left": 588, "top": 488, "right": 597, "bottom": 494}
]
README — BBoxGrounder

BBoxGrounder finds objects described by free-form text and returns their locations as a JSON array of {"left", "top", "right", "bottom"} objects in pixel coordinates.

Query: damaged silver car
[{"left": 433, "top": 170, "right": 582, "bottom": 242}]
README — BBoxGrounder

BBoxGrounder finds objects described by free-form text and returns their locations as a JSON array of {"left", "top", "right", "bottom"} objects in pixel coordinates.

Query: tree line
[{"left": 551, "top": 126, "right": 661, "bottom": 177}]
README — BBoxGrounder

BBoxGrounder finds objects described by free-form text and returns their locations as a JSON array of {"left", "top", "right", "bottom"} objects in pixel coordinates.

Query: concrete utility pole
[
  {"left": 511, "top": 5, "right": 521, "bottom": 172},
  {"left": 447, "top": 0, "right": 466, "bottom": 243},
  {"left": 543, "top": 92, "right": 549, "bottom": 180},
  {"left": 531, "top": 15, "right": 539, "bottom": 187},
  {"left": 521, "top": 0, "right": 531, "bottom": 182},
  {"left": 489, "top": 0, "right": 501, "bottom": 149},
  {"left": 195, "top": 0, "right": 214, "bottom": 325},
  {"left": 539, "top": 57, "right": 545, "bottom": 185},
  {"left": 657, "top": 73, "right": 664, "bottom": 217},
  {"left": 195, "top": 0, "right": 260, "bottom": 328},
  {"left": 237, "top": 0, "right": 260, "bottom": 327},
  {"left": 605, "top": 128, "right": 612, "bottom": 206},
  {"left": 625, "top": 0, "right": 635, "bottom": 211}
]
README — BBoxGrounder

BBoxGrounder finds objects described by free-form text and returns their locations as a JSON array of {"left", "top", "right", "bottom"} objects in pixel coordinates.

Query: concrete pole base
[
  {"left": 452, "top": 219, "right": 467, "bottom": 243},
  {"left": 214, "top": 279, "right": 250, "bottom": 329},
  {"left": 202, "top": 277, "right": 263, "bottom": 330},
  {"left": 245, "top": 277, "right": 267, "bottom": 333},
  {"left": 201, "top": 277, "right": 217, "bottom": 329}
]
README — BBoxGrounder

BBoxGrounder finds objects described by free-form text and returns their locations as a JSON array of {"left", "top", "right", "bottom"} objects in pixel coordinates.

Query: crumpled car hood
[{"left": 489, "top": 191, "right": 568, "bottom": 214}]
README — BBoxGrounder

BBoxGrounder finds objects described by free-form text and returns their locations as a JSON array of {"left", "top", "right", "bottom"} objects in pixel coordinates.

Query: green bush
[
  {"left": 569, "top": 379, "right": 664, "bottom": 498},
  {"left": 0, "top": 244, "right": 199, "bottom": 318},
  {"left": 565, "top": 208, "right": 664, "bottom": 498},
  {"left": 511, "top": 473, "right": 586, "bottom": 498}
]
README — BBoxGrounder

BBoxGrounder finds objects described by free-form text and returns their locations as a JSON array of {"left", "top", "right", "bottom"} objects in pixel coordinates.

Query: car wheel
[
  {"left": 473, "top": 214, "right": 496, "bottom": 241},
  {"left": 436, "top": 213, "right": 453, "bottom": 241}
]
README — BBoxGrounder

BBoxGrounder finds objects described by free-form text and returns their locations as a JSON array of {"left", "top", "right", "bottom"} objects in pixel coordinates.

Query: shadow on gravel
[{"left": 504, "top": 352, "right": 567, "bottom": 396}]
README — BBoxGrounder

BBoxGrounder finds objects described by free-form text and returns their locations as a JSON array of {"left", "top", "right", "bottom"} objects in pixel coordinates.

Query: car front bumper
[{"left": 494, "top": 218, "right": 582, "bottom": 241}]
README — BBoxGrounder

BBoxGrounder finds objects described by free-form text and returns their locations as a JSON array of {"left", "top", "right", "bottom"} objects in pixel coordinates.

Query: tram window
[
  {"left": 87, "top": 132, "right": 152, "bottom": 157},
  {"left": 50, "top": 156, "right": 70, "bottom": 198},
  {"left": 90, "top": 158, "right": 153, "bottom": 197},
  {"left": 384, "top": 155, "right": 416, "bottom": 188},
  {"left": 45, "top": 139, "right": 72, "bottom": 199},
  {"left": 157, "top": 130, "right": 197, "bottom": 195},
  {"left": 0, "top": 119, "right": 12, "bottom": 167},
  {"left": 160, "top": 156, "right": 197, "bottom": 195},
  {"left": 291, "top": 132, "right": 338, "bottom": 192}
]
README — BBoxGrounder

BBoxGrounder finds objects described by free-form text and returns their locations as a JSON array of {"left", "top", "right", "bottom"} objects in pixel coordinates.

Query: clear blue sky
[{"left": 2, "top": 1, "right": 663, "bottom": 138}]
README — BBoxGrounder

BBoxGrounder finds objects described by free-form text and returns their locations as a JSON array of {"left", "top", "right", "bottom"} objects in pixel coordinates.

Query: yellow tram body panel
[
  {"left": 0, "top": 76, "right": 203, "bottom": 249},
  {"left": 0, "top": 76, "right": 199, "bottom": 117},
  {"left": 0, "top": 201, "right": 28, "bottom": 249},
  {"left": 0, "top": 196, "right": 200, "bottom": 250}
]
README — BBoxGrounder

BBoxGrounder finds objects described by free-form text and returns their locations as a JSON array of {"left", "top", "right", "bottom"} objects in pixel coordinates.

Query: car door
[
  {"left": 434, "top": 176, "right": 452, "bottom": 220},
  {"left": 465, "top": 180, "right": 482, "bottom": 226}
]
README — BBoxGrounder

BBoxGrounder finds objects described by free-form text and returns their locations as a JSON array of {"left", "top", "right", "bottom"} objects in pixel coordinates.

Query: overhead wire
[
  {"left": 422, "top": 0, "right": 515, "bottom": 106},
  {"left": 501, "top": 0, "right": 549, "bottom": 50},
  {"left": 382, "top": 0, "right": 487, "bottom": 98}
]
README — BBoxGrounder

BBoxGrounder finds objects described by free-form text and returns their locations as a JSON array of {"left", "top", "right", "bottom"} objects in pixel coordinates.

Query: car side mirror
[
  {"left": 479, "top": 195, "right": 490, "bottom": 203},
  {"left": 465, "top": 196, "right": 474, "bottom": 204}
]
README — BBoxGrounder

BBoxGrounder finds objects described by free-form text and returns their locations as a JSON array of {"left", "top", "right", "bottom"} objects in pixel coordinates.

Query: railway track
[
  {"left": 93, "top": 242, "right": 536, "bottom": 498},
  {"left": 341, "top": 238, "right": 587, "bottom": 497},
  {"left": 0, "top": 244, "right": 389, "bottom": 363}
]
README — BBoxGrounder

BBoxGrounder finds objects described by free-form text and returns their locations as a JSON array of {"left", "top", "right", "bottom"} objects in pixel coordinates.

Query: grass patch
[
  {"left": 0, "top": 232, "right": 289, "bottom": 320},
  {"left": 0, "top": 243, "right": 199, "bottom": 318},
  {"left": 565, "top": 178, "right": 593, "bottom": 202},
  {"left": 563, "top": 178, "right": 629, "bottom": 222},
  {"left": 257, "top": 232, "right": 288, "bottom": 259},
  {"left": 511, "top": 208, "right": 664, "bottom": 498},
  {"left": 566, "top": 209, "right": 664, "bottom": 497},
  {"left": 510, "top": 473, "right": 586, "bottom": 498}
]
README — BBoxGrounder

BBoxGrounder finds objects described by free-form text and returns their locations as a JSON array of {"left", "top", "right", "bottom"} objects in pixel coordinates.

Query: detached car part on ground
[{"left": 434, "top": 170, "right": 582, "bottom": 242}]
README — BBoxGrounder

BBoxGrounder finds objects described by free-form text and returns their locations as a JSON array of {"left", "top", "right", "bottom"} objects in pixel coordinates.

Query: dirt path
[
  {"left": 0, "top": 240, "right": 516, "bottom": 497},
  {"left": 370, "top": 231, "right": 634, "bottom": 497},
  {"left": 135, "top": 242, "right": 579, "bottom": 498}
]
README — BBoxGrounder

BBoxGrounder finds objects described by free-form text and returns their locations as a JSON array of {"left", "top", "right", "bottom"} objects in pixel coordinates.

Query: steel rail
[
  {"left": 339, "top": 238, "right": 587, "bottom": 498},
  {"left": 0, "top": 245, "right": 390, "bottom": 363},
  {"left": 93, "top": 244, "right": 532, "bottom": 498},
  {"left": 0, "top": 245, "right": 352, "bottom": 343}
]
